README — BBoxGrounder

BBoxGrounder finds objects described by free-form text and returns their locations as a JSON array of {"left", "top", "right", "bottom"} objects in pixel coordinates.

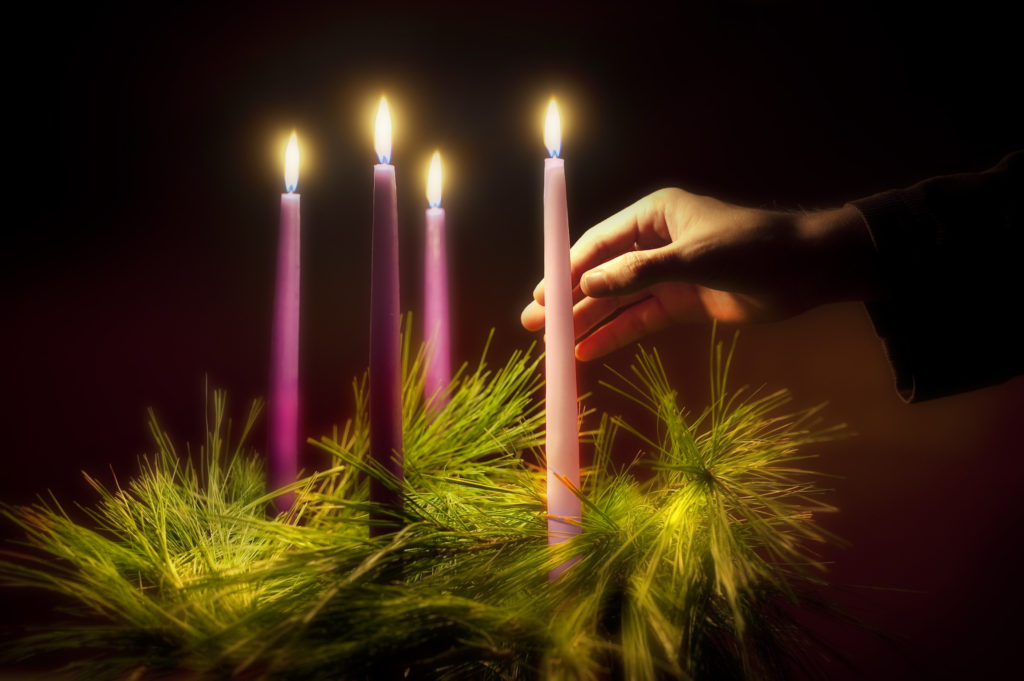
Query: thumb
[{"left": 579, "top": 245, "right": 680, "bottom": 298}]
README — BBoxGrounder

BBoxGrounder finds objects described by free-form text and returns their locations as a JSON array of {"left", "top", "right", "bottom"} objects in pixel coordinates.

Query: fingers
[
  {"left": 522, "top": 291, "right": 630, "bottom": 334},
  {"left": 569, "top": 195, "right": 672, "bottom": 284},
  {"left": 574, "top": 283, "right": 710, "bottom": 361},
  {"left": 527, "top": 281, "right": 708, "bottom": 359},
  {"left": 574, "top": 296, "right": 675, "bottom": 362},
  {"left": 571, "top": 291, "right": 647, "bottom": 339},
  {"left": 522, "top": 288, "right": 647, "bottom": 335},
  {"left": 521, "top": 299, "right": 545, "bottom": 331},
  {"left": 533, "top": 192, "right": 675, "bottom": 305},
  {"left": 532, "top": 279, "right": 546, "bottom": 305},
  {"left": 579, "top": 244, "right": 680, "bottom": 298},
  {"left": 533, "top": 280, "right": 587, "bottom": 306}
]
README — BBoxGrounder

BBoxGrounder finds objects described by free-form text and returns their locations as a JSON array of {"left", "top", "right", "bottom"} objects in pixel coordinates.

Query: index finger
[{"left": 533, "top": 193, "right": 671, "bottom": 305}]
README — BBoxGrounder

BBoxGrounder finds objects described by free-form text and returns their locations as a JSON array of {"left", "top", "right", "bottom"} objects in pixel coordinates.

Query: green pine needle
[{"left": 1, "top": 325, "right": 844, "bottom": 680}]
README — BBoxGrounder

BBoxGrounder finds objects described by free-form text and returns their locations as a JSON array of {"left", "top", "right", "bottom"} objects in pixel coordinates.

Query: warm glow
[
  {"left": 426, "top": 151, "right": 442, "bottom": 208},
  {"left": 284, "top": 131, "right": 299, "bottom": 193},
  {"left": 375, "top": 96, "right": 393, "bottom": 164},
  {"left": 544, "top": 98, "right": 561, "bottom": 158}
]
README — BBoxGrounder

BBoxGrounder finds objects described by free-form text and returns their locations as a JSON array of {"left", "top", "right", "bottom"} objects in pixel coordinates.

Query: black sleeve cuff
[{"left": 850, "top": 152, "right": 1024, "bottom": 402}]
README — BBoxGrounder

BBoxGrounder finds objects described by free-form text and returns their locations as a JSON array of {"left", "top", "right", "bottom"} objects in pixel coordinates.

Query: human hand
[{"left": 521, "top": 188, "right": 878, "bottom": 361}]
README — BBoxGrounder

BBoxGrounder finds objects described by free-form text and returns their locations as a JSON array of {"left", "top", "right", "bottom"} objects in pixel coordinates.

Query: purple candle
[
  {"left": 542, "top": 100, "right": 581, "bottom": 565},
  {"left": 423, "top": 151, "right": 450, "bottom": 410},
  {"left": 269, "top": 131, "right": 301, "bottom": 510},
  {"left": 369, "top": 97, "right": 403, "bottom": 533}
]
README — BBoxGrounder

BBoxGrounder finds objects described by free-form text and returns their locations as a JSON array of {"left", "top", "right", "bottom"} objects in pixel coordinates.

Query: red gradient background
[{"left": 3, "top": 1, "right": 1023, "bottom": 678}]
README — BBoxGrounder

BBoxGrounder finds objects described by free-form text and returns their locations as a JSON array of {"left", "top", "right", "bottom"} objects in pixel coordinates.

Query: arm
[
  {"left": 522, "top": 151, "right": 1024, "bottom": 401},
  {"left": 522, "top": 189, "right": 881, "bottom": 359}
]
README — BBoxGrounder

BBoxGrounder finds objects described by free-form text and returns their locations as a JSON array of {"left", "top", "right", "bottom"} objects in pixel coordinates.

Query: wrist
[{"left": 796, "top": 205, "right": 885, "bottom": 304}]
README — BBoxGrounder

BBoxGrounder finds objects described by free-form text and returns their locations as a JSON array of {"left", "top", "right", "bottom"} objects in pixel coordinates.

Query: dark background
[{"left": 3, "top": 0, "right": 1023, "bottom": 678}]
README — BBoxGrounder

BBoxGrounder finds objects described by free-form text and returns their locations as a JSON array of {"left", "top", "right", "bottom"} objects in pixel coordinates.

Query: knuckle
[
  {"left": 646, "top": 188, "right": 685, "bottom": 240},
  {"left": 593, "top": 235, "right": 616, "bottom": 264},
  {"left": 645, "top": 191, "right": 668, "bottom": 218},
  {"left": 653, "top": 187, "right": 683, "bottom": 202},
  {"left": 623, "top": 251, "right": 647, "bottom": 278}
]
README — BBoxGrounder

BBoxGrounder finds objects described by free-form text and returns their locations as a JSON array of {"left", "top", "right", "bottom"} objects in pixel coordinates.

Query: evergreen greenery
[{"left": 1, "top": 327, "right": 842, "bottom": 680}]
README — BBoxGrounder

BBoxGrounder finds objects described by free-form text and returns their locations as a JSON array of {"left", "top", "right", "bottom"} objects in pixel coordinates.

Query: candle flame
[
  {"left": 284, "top": 131, "right": 299, "bottom": 193},
  {"left": 426, "top": 151, "right": 442, "bottom": 208},
  {"left": 544, "top": 98, "right": 561, "bottom": 158},
  {"left": 375, "top": 96, "right": 393, "bottom": 164}
]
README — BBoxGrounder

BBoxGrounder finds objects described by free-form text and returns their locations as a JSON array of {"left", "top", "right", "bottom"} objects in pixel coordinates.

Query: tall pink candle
[
  {"left": 369, "top": 97, "right": 403, "bottom": 533},
  {"left": 542, "top": 100, "right": 581, "bottom": 553},
  {"left": 424, "top": 151, "right": 450, "bottom": 410},
  {"left": 269, "top": 132, "right": 301, "bottom": 510}
]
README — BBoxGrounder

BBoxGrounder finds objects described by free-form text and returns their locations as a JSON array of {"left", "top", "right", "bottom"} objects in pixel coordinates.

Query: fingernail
[{"left": 582, "top": 270, "right": 606, "bottom": 295}]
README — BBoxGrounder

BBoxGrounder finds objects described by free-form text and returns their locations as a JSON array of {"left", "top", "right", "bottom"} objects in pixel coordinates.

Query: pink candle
[
  {"left": 269, "top": 132, "right": 301, "bottom": 510},
  {"left": 369, "top": 97, "right": 403, "bottom": 533},
  {"left": 423, "top": 151, "right": 450, "bottom": 410},
  {"left": 542, "top": 99, "right": 581, "bottom": 556}
]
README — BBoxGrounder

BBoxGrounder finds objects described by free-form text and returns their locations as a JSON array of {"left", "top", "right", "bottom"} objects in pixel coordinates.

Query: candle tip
[
  {"left": 544, "top": 98, "right": 561, "bottom": 158},
  {"left": 375, "top": 96, "right": 393, "bottom": 164},
  {"left": 284, "top": 131, "right": 299, "bottom": 193},
  {"left": 426, "top": 151, "right": 442, "bottom": 208}
]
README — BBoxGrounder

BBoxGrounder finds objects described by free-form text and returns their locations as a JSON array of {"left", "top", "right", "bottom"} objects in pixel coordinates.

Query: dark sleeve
[{"left": 850, "top": 151, "right": 1024, "bottom": 402}]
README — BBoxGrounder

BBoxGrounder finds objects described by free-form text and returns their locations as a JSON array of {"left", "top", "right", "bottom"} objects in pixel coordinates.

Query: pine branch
[{"left": 1, "top": 326, "right": 845, "bottom": 681}]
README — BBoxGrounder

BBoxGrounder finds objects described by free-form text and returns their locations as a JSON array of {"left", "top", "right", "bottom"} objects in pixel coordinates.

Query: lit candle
[
  {"left": 423, "top": 151, "right": 450, "bottom": 410},
  {"left": 542, "top": 99, "right": 581, "bottom": 557},
  {"left": 369, "top": 97, "right": 404, "bottom": 533},
  {"left": 269, "top": 131, "right": 301, "bottom": 510}
]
